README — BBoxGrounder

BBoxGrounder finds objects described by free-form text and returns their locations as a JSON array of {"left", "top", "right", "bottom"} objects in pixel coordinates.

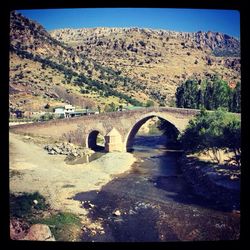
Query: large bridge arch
[{"left": 124, "top": 112, "right": 181, "bottom": 151}]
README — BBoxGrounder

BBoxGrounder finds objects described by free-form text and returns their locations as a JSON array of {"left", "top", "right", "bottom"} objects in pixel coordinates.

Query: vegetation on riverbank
[
  {"left": 180, "top": 108, "right": 241, "bottom": 166},
  {"left": 176, "top": 108, "right": 241, "bottom": 209},
  {"left": 10, "top": 192, "right": 83, "bottom": 241}
]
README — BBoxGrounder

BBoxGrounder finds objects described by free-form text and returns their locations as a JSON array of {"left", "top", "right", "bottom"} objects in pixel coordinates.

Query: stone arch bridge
[{"left": 10, "top": 107, "right": 200, "bottom": 152}]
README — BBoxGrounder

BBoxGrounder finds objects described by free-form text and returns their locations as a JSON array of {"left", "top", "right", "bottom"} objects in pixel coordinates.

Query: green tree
[
  {"left": 223, "top": 118, "right": 241, "bottom": 166},
  {"left": 176, "top": 76, "right": 239, "bottom": 112},
  {"left": 180, "top": 109, "right": 241, "bottom": 164},
  {"left": 229, "top": 82, "right": 241, "bottom": 113},
  {"left": 97, "top": 105, "right": 101, "bottom": 114},
  {"left": 204, "top": 81, "right": 214, "bottom": 110},
  {"left": 196, "top": 89, "right": 204, "bottom": 109},
  {"left": 39, "top": 113, "right": 54, "bottom": 121},
  {"left": 211, "top": 78, "right": 231, "bottom": 110},
  {"left": 176, "top": 80, "right": 199, "bottom": 109},
  {"left": 104, "top": 102, "right": 116, "bottom": 112},
  {"left": 145, "top": 100, "right": 154, "bottom": 107},
  {"left": 176, "top": 84, "right": 185, "bottom": 108}
]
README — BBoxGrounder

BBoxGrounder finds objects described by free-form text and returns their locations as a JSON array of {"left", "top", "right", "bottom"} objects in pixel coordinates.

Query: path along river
[{"left": 73, "top": 134, "right": 240, "bottom": 242}]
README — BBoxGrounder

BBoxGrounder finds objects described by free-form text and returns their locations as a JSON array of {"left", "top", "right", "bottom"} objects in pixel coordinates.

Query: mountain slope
[
  {"left": 9, "top": 11, "right": 145, "bottom": 112},
  {"left": 50, "top": 27, "right": 240, "bottom": 105}
]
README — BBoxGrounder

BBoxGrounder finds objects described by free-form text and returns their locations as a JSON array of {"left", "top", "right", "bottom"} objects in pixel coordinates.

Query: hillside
[
  {"left": 9, "top": 11, "right": 144, "bottom": 112},
  {"left": 9, "top": 11, "right": 240, "bottom": 112},
  {"left": 50, "top": 27, "right": 240, "bottom": 105}
]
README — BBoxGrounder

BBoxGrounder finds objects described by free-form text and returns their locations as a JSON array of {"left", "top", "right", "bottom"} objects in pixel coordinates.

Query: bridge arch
[
  {"left": 124, "top": 112, "right": 180, "bottom": 152},
  {"left": 86, "top": 129, "right": 105, "bottom": 151}
]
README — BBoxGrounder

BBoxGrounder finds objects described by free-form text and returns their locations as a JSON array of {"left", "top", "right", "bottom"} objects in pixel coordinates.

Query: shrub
[
  {"left": 10, "top": 192, "right": 48, "bottom": 218},
  {"left": 180, "top": 109, "right": 241, "bottom": 165}
]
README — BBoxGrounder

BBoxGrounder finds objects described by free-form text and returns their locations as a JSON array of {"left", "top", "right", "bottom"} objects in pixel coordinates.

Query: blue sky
[{"left": 17, "top": 8, "right": 240, "bottom": 39}]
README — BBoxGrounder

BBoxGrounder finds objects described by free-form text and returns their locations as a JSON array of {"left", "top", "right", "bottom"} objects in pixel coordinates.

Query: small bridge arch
[{"left": 86, "top": 129, "right": 106, "bottom": 151}]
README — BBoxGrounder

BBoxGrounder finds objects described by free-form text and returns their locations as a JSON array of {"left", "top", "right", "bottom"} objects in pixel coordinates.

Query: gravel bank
[{"left": 9, "top": 133, "right": 136, "bottom": 215}]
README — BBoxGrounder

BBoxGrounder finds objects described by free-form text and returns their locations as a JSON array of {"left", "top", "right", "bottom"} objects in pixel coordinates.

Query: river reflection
[{"left": 65, "top": 151, "right": 105, "bottom": 164}]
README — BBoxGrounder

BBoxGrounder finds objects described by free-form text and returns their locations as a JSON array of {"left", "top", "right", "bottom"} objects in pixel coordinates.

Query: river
[{"left": 73, "top": 133, "right": 240, "bottom": 242}]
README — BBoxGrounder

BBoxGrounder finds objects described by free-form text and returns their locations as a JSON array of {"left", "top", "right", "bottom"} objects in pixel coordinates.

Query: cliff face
[
  {"left": 9, "top": 11, "right": 240, "bottom": 112},
  {"left": 50, "top": 27, "right": 240, "bottom": 57}
]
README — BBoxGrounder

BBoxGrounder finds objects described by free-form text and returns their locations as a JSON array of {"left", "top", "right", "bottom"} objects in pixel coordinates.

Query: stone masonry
[{"left": 10, "top": 107, "right": 199, "bottom": 152}]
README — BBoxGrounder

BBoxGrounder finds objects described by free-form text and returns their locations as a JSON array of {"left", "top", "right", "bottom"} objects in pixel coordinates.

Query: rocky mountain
[
  {"left": 50, "top": 28, "right": 240, "bottom": 104},
  {"left": 9, "top": 11, "right": 240, "bottom": 112}
]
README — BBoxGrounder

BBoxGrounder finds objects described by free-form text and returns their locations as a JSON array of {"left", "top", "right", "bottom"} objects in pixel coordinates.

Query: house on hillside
[
  {"left": 54, "top": 106, "right": 65, "bottom": 118},
  {"left": 54, "top": 105, "right": 76, "bottom": 118},
  {"left": 54, "top": 105, "right": 99, "bottom": 118},
  {"left": 64, "top": 105, "right": 76, "bottom": 118}
]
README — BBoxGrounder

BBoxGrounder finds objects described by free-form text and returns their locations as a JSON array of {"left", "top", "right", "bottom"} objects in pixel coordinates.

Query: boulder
[{"left": 23, "top": 224, "right": 55, "bottom": 241}]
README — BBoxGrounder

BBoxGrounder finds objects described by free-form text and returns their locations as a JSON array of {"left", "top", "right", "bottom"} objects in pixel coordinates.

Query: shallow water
[
  {"left": 73, "top": 134, "right": 240, "bottom": 242},
  {"left": 65, "top": 151, "right": 105, "bottom": 164}
]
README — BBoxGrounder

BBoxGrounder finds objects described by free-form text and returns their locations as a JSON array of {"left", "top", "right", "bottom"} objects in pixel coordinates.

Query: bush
[
  {"left": 34, "top": 212, "right": 82, "bottom": 241},
  {"left": 145, "top": 100, "right": 154, "bottom": 107},
  {"left": 39, "top": 113, "right": 54, "bottom": 121},
  {"left": 10, "top": 192, "right": 48, "bottom": 218},
  {"left": 180, "top": 109, "right": 241, "bottom": 165}
]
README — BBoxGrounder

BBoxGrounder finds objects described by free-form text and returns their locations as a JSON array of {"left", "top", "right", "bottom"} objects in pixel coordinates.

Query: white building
[
  {"left": 54, "top": 105, "right": 75, "bottom": 118},
  {"left": 64, "top": 105, "right": 75, "bottom": 113}
]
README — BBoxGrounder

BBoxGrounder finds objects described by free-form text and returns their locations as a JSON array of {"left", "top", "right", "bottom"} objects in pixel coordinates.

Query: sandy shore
[{"left": 9, "top": 132, "right": 136, "bottom": 215}]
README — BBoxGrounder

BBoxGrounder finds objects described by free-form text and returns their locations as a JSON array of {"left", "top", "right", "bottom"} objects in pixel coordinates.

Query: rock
[
  {"left": 33, "top": 200, "right": 38, "bottom": 205},
  {"left": 53, "top": 146, "right": 61, "bottom": 154},
  {"left": 230, "top": 175, "right": 239, "bottom": 180},
  {"left": 44, "top": 142, "right": 93, "bottom": 158},
  {"left": 23, "top": 224, "right": 55, "bottom": 241},
  {"left": 113, "top": 210, "right": 121, "bottom": 216},
  {"left": 10, "top": 219, "right": 30, "bottom": 240},
  {"left": 232, "top": 209, "right": 240, "bottom": 214},
  {"left": 129, "top": 209, "right": 136, "bottom": 215},
  {"left": 89, "top": 203, "right": 95, "bottom": 208},
  {"left": 83, "top": 148, "right": 95, "bottom": 155},
  {"left": 70, "top": 151, "right": 79, "bottom": 157}
]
